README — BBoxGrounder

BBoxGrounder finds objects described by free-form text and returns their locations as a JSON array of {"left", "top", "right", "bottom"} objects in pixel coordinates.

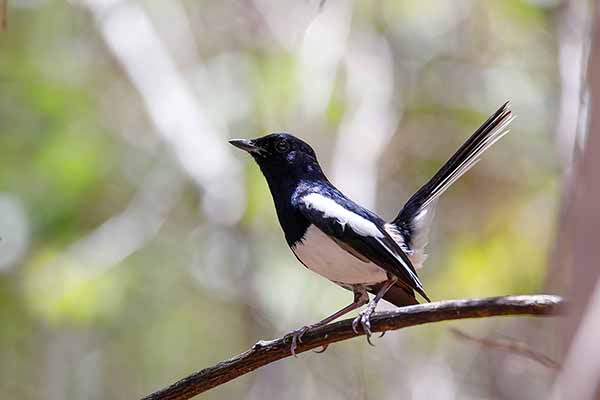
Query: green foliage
[{"left": 23, "top": 252, "right": 130, "bottom": 326}]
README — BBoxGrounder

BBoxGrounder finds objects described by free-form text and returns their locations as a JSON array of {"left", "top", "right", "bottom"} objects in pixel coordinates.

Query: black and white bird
[{"left": 230, "top": 102, "right": 513, "bottom": 354}]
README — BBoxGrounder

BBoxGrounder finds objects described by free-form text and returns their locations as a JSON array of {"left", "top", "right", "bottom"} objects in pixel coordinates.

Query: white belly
[{"left": 291, "top": 225, "right": 388, "bottom": 285}]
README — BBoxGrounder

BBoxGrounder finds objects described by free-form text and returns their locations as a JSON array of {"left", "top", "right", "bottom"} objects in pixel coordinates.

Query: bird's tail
[{"left": 388, "top": 102, "right": 514, "bottom": 267}]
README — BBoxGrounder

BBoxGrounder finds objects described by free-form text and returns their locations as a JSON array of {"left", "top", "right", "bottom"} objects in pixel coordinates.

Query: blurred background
[{"left": 0, "top": 0, "right": 596, "bottom": 399}]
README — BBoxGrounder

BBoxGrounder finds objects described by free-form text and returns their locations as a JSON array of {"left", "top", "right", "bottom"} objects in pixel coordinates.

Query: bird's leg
[
  {"left": 352, "top": 277, "right": 398, "bottom": 345},
  {"left": 284, "top": 288, "right": 369, "bottom": 357}
]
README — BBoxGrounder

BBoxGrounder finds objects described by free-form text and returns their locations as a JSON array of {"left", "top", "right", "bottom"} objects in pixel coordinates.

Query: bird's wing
[{"left": 296, "top": 191, "right": 429, "bottom": 301}]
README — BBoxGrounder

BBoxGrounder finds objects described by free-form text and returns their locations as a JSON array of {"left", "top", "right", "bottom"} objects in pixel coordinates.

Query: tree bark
[{"left": 140, "top": 294, "right": 565, "bottom": 400}]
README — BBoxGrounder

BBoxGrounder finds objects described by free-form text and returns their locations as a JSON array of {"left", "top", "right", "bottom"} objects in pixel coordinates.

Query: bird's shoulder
[{"left": 291, "top": 182, "right": 386, "bottom": 237}]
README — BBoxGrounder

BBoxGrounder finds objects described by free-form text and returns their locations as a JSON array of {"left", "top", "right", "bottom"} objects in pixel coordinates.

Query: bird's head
[{"left": 229, "top": 133, "right": 324, "bottom": 184}]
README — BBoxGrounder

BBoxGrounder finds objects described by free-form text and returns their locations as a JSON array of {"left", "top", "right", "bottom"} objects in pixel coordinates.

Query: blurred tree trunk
[
  {"left": 550, "top": 0, "right": 600, "bottom": 398},
  {"left": 546, "top": 0, "right": 591, "bottom": 303},
  {"left": 558, "top": 0, "right": 600, "bottom": 341}
]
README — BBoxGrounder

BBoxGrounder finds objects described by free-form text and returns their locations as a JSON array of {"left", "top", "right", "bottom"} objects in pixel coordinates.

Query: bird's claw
[
  {"left": 284, "top": 326, "right": 311, "bottom": 357},
  {"left": 352, "top": 302, "right": 377, "bottom": 345},
  {"left": 313, "top": 343, "right": 329, "bottom": 353}
]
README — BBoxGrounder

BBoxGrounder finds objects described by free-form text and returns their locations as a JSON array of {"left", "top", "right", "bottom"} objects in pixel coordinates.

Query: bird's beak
[{"left": 229, "top": 139, "right": 262, "bottom": 154}]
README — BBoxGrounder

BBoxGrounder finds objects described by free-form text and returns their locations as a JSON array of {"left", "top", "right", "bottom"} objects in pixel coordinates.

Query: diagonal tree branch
[
  {"left": 449, "top": 328, "right": 561, "bottom": 370},
  {"left": 141, "top": 294, "right": 565, "bottom": 400}
]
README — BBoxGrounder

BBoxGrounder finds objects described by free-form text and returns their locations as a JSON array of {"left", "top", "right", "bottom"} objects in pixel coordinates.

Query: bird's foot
[
  {"left": 352, "top": 301, "right": 378, "bottom": 346},
  {"left": 283, "top": 325, "right": 312, "bottom": 357}
]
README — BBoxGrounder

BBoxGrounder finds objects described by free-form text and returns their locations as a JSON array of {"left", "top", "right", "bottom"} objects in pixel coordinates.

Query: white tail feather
[
  {"left": 389, "top": 102, "right": 515, "bottom": 269},
  {"left": 419, "top": 116, "right": 513, "bottom": 212}
]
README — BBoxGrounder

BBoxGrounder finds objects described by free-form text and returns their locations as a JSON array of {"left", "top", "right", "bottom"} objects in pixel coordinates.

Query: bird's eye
[{"left": 275, "top": 140, "right": 289, "bottom": 153}]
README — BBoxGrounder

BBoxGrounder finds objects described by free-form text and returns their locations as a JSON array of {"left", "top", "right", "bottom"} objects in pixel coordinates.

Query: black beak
[{"left": 229, "top": 139, "right": 262, "bottom": 154}]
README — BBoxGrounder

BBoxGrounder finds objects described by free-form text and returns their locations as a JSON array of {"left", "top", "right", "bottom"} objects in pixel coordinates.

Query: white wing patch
[{"left": 301, "top": 193, "right": 383, "bottom": 238}]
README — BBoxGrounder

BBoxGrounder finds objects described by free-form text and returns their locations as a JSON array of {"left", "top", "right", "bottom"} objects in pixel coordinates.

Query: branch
[
  {"left": 141, "top": 294, "right": 565, "bottom": 400},
  {"left": 450, "top": 328, "right": 561, "bottom": 370}
]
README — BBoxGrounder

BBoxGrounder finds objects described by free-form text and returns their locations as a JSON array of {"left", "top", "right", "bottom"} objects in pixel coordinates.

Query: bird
[{"left": 229, "top": 102, "right": 514, "bottom": 355}]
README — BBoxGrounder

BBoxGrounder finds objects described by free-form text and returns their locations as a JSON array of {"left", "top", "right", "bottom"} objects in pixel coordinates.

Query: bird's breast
[{"left": 291, "top": 225, "right": 388, "bottom": 285}]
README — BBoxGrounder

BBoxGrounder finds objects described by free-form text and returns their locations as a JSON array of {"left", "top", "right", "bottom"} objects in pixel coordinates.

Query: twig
[
  {"left": 140, "top": 294, "right": 565, "bottom": 400},
  {"left": 450, "top": 328, "right": 561, "bottom": 370}
]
